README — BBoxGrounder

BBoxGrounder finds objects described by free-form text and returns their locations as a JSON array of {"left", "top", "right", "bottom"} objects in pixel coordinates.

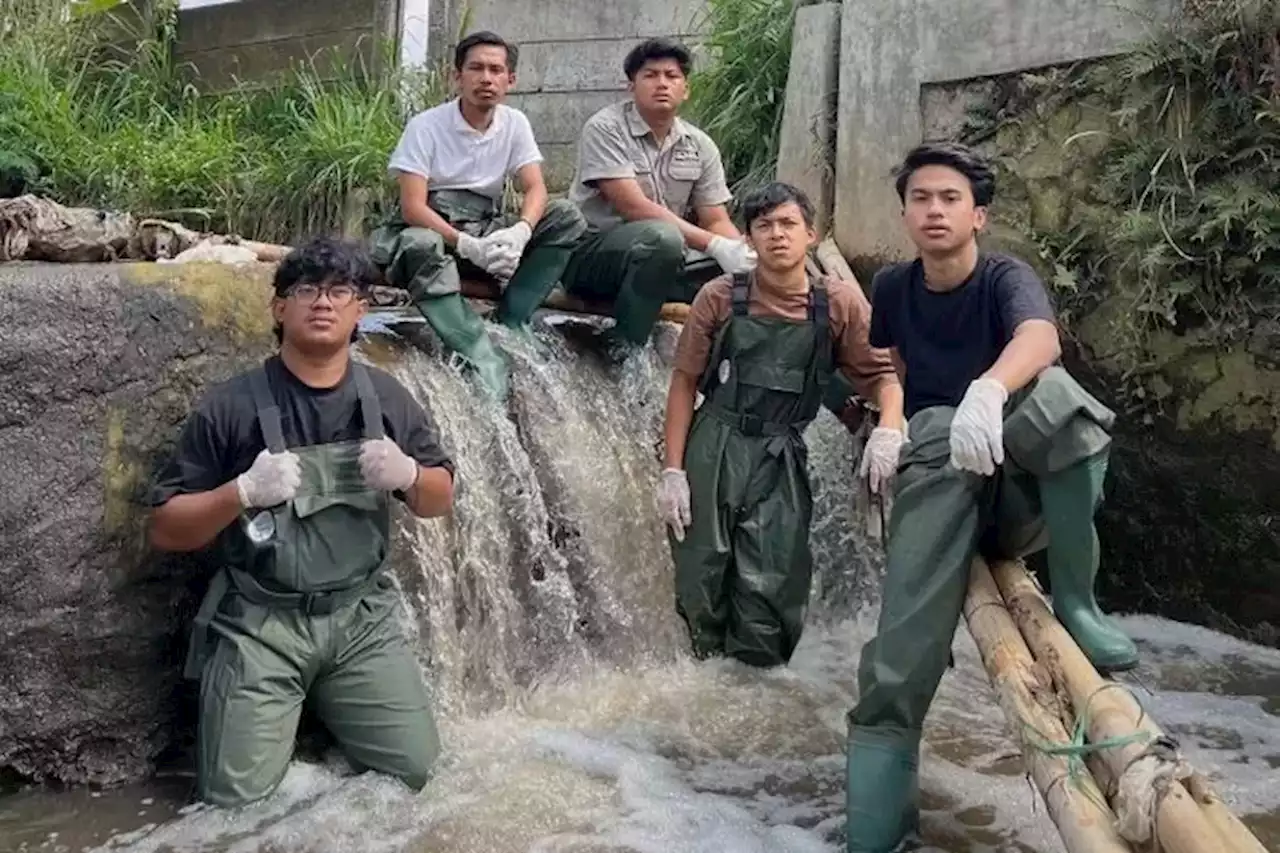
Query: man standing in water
[
  {"left": 370, "top": 31, "right": 587, "bottom": 400},
  {"left": 844, "top": 142, "right": 1139, "bottom": 852},
  {"left": 658, "top": 182, "right": 904, "bottom": 668},
  {"left": 562, "top": 37, "right": 757, "bottom": 357},
  {"left": 148, "top": 237, "right": 455, "bottom": 807}
]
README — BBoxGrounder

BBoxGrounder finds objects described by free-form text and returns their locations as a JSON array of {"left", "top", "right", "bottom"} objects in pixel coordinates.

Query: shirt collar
[
  {"left": 451, "top": 98, "right": 503, "bottom": 136},
  {"left": 623, "top": 99, "right": 688, "bottom": 143}
]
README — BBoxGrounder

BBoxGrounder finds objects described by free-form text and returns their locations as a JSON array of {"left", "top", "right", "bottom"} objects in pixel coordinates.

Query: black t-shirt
[
  {"left": 869, "top": 252, "right": 1056, "bottom": 418},
  {"left": 147, "top": 355, "right": 455, "bottom": 507}
]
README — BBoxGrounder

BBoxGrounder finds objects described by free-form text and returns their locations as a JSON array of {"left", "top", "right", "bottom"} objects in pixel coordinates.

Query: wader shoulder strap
[
  {"left": 249, "top": 365, "right": 286, "bottom": 453},
  {"left": 697, "top": 272, "right": 752, "bottom": 397},
  {"left": 730, "top": 271, "right": 751, "bottom": 317},
  {"left": 809, "top": 276, "right": 833, "bottom": 376},
  {"left": 800, "top": 276, "right": 835, "bottom": 416},
  {"left": 351, "top": 363, "right": 385, "bottom": 440}
]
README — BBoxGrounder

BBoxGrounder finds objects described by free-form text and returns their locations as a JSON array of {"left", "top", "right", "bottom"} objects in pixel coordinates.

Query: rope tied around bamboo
[{"left": 1015, "top": 657, "right": 1196, "bottom": 847}]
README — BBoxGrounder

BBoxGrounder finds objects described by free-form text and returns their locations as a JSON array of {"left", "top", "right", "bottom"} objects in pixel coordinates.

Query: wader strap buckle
[{"left": 299, "top": 591, "right": 338, "bottom": 616}]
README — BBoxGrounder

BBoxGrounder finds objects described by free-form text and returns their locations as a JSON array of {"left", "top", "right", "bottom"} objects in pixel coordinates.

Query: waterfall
[{"left": 375, "top": 315, "right": 882, "bottom": 718}]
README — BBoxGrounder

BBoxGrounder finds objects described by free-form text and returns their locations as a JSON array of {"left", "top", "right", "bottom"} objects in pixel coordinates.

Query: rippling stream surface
[{"left": 3, "top": 315, "right": 1276, "bottom": 853}]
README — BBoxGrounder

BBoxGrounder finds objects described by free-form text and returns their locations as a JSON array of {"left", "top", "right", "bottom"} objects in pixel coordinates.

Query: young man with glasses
[{"left": 147, "top": 237, "right": 455, "bottom": 808}]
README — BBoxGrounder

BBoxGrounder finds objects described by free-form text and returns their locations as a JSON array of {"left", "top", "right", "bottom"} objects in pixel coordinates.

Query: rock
[{"left": 0, "top": 261, "right": 278, "bottom": 786}]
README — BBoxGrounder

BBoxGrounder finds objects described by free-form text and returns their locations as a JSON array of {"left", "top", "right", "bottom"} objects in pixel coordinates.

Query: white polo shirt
[{"left": 388, "top": 99, "right": 543, "bottom": 201}]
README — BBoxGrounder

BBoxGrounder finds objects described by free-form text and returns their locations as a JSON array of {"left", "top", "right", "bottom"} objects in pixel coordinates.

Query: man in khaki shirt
[
  {"left": 656, "top": 181, "right": 905, "bottom": 668},
  {"left": 562, "top": 38, "right": 758, "bottom": 355}
]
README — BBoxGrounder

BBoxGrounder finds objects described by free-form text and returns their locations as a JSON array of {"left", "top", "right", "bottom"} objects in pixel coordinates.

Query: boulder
[{"left": 0, "top": 261, "right": 278, "bottom": 785}]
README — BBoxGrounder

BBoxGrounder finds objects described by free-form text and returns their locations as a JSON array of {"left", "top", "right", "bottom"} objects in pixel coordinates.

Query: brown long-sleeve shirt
[{"left": 672, "top": 273, "right": 899, "bottom": 402}]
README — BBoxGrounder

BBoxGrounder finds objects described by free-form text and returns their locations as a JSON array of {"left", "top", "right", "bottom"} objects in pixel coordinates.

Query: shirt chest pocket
[
  {"left": 630, "top": 153, "right": 661, "bottom": 204},
  {"left": 663, "top": 146, "right": 701, "bottom": 214}
]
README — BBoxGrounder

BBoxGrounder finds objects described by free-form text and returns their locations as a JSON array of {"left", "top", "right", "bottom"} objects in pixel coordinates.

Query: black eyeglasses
[{"left": 285, "top": 283, "right": 364, "bottom": 306}]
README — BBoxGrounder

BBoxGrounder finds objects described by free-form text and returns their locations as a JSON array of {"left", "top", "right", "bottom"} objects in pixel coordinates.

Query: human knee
[
  {"left": 389, "top": 730, "right": 441, "bottom": 792},
  {"left": 643, "top": 220, "right": 685, "bottom": 262},
  {"left": 199, "top": 764, "right": 286, "bottom": 809},
  {"left": 536, "top": 198, "right": 588, "bottom": 244},
  {"left": 397, "top": 227, "right": 446, "bottom": 265}
]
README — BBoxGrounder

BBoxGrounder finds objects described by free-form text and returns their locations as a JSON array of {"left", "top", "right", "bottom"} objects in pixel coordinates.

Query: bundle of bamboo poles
[{"left": 961, "top": 557, "right": 1267, "bottom": 853}]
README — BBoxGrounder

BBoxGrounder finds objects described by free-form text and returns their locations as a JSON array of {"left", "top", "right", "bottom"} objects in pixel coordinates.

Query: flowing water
[{"left": 2, "top": 312, "right": 1277, "bottom": 853}]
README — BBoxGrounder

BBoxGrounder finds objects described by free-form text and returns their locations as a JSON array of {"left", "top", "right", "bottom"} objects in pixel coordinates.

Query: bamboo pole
[
  {"left": 989, "top": 559, "right": 1261, "bottom": 853},
  {"left": 962, "top": 558, "right": 1135, "bottom": 853}
]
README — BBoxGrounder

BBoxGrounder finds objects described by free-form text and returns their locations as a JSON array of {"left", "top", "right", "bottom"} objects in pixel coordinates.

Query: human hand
[
  {"left": 235, "top": 449, "right": 301, "bottom": 508},
  {"left": 359, "top": 437, "right": 419, "bottom": 492},
  {"left": 656, "top": 467, "right": 692, "bottom": 541},
  {"left": 707, "top": 236, "right": 757, "bottom": 274},
  {"left": 949, "top": 378, "right": 1008, "bottom": 476},
  {"left": 486, "top": 220, "right": 532, "bottom": 257},
  {"left": 858, "top": 426, "right": 906, "bottom": 495}
]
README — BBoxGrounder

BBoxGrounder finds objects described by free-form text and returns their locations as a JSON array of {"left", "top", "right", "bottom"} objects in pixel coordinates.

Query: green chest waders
[
  {"left": 670, "top": 272, "right": 834, "bottom": 668},
  {"left": 185, "top": 362, "right": 440, "bottom": 808}
]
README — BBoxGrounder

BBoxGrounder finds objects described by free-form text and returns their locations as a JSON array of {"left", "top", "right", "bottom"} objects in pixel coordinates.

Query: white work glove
[
  {"left": 359, "top": 437, "right": 420, "bottom": 492},
  {"left": 656, "top": 467, "right": 692, "bottom": 541},
  {"left": 486, "top": 220, "right": 532, "bottom": 257},
  {"left": 706, "top": 235, "right": 757, "bottom": 274},
  {"left": 455, "top": 232, "right": 491, "bottom": 269},
  {"left": 235, "top": 449, "right": 301, "bottom": 508},
  {"left": 486, "top": 242, "right": 523, "bottom": 283},
  {"left": 858, "top": 426, "right": 906, "bottom": 496},
  {"left": 949, "top": 378, "right": 1009, "bottom": 476}
]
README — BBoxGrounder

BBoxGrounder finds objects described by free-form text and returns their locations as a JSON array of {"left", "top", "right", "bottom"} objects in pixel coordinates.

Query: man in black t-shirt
[
  {"left": 147, "top": 237, "right": 455, "bottom": 808},
  {"left": 843, "top": 143, "right": 1138, "bottom": 853}
]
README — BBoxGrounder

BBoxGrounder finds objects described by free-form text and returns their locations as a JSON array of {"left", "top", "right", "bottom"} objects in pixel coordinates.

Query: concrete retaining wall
[
  {"left": 832, "top": 0, "right": 1176, "bottom": 268},
  {"left": 175, "top": 0, "right": 402, "bottom": 92},
  {"left": 775, "top": 3, "right": 841, "bottom": 236},
  {"left": 428, "top": 0, "right": 708, "bottom": 190}
]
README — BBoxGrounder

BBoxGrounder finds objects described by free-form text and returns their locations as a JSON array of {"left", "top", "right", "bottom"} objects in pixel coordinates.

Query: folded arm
[
  {"left": 596, "top": 177, "right": 717, "bottom": 251},
  {"left": 396, "top": 171, "right": 462, "bottom": 245},
  {"left": 514, "top": 162, "right": 548, "bottom": 228}
]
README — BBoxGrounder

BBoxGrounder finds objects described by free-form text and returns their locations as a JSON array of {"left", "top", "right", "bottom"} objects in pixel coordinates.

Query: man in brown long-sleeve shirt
[{"left": 657, "top": 181, "right": 905, "bottom": 667}]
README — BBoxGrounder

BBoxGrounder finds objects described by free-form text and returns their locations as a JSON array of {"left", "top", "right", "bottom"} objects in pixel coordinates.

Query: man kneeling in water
[
  {"left": 844, "top": 142, "right": 1138, "bottom": 852},
  {"left": 147, "top": 237, "right": 455, "bottom": 807},
  {"left": 658, "top": 181, "right": 904, "bottom": 668}
]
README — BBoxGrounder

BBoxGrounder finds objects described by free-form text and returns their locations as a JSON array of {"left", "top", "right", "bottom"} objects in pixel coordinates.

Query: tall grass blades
[
  {"left": 0, "top": 0, "right": 450, "bottom": 244},
  {"left": 686, "top": 0, "right": 794, "bottom": 203}
]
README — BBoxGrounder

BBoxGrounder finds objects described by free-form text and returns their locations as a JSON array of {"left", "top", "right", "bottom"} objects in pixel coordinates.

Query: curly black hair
[{"left": 271, "top": 236, "right": 379, "bottom": 344}]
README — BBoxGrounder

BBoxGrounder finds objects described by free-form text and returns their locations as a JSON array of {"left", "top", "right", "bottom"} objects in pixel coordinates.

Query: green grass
[
  {"left": 686, "top": 0, "right": 794, "bottom": 205},
  {"left": 0, "top": 0, "right": 450, "bottom": 244}
]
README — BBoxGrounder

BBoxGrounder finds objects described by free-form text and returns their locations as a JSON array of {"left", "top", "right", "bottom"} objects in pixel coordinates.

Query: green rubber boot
[
  {"left": 494, "top": 246, "right": 575, "bottom": 330},
  {"left": 415, "top": 292, "right": 510, "bottom": 401},
  {"left": 845, "top": 725, "right": 921, "bottom": 853},
  {"left": 1038, "top": 452, "right": 1139, "bottom": 673}
]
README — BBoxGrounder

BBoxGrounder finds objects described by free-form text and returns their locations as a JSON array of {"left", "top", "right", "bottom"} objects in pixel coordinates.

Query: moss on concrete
[{"left": 119, "top": 261, "right": 277, "bottom": 345}]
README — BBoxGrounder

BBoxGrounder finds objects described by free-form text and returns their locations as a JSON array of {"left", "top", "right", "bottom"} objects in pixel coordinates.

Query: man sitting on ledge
[
  {"left": 370, "top": 30, "right": 587, "bottom": 400},
  {"left": 561, "top": 37, "right": 757, "bottom": 359},
  {"left": 843, "top": 141, "right": 1139, "bottom": 852}
]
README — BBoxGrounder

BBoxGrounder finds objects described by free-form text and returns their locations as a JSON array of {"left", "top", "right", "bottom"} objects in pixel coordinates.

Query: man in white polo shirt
[{"left": 371, "top": 31, "right": 586, "bottom": 400}]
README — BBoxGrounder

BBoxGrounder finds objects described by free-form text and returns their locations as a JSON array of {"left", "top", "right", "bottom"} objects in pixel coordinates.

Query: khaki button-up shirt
[{"left": 569, "top": 100, "right": 733, "bottom": 232}]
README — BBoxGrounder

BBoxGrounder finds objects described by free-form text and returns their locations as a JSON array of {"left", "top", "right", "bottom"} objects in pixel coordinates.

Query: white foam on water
[
  {"left": 83, "top": 607, "right": 1279, "bottom": 853},
  {"left": 64, "top": 325, "right": 1279, "bottom": 853}
]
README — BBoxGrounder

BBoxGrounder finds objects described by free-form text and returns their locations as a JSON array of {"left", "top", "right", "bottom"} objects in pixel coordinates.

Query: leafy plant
[
  {"left": 0, "top": 0, "right": 451, "bottom": 243},
  {"left": 1013, "top": 0, "right": 1279, "bottom": 367},
  {"left": 686, "top": 0, "right": 794, "bottom": 203}
]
